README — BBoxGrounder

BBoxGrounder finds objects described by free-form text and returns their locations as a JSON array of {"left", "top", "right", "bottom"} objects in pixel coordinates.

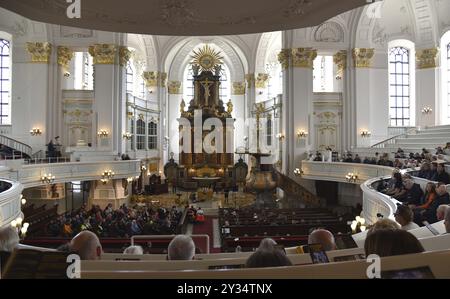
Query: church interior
[{"left": 1, "top": 0, "right": 450, "bottom": 280}]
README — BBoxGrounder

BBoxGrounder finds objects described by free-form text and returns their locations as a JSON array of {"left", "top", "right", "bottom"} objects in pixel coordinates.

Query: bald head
[
  {"left": 69, "top": 231, "right": 102, "bottom": 260},
  {"left": 308, "top": 229, "right": 336, "bottom": 251},
  {"left": 168, "top": 235, "right": 195, "bottom": 260}
]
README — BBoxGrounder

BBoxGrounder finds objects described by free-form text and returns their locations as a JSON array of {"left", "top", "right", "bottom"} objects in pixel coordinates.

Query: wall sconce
[
  {"left": 98, "top": 130, "right": 109, "bottom": 138},
  {"left": 422, "top": 107, "right": 433, "bottom": 114},
  {"left": 141, "top": 164, "right": 147, "bottom": 172},
  {"left": 123, "top": 132, "right": 132, "bottom": 140},
  {"left": 11, "top": 217, "right": 29, "bottom": 238},
  {"left": 127, "top": 177, "right": 134, "bottom": 183},
  {"left": 41, "top": 173, "right": 55, "bottom": 184},
  {"left": 101, "top": 170, "right": 115, "bottom": 184},
  {"left": 297, "top": 130, "right": 308, "bottom": 139},
  {"left": 345, "top": 172, "right": 358, "bottom": 183},
  {"left": 20, "top": 194, "right": 26, "bottom": 205},
  {"left": 294, "top": 168, "right": 303, "bottom": 176},
  {"left": 276, "top": 133, "right": 285, "bottom": 141},
  {"left": 360, "top": 130, "right": 371, "bottom": 138},
  {"left": 30, "top": 128, "right": 42, "bottom": 136},
  {"left": 350, "top": 216, "right": 366, "bottom": 233}
]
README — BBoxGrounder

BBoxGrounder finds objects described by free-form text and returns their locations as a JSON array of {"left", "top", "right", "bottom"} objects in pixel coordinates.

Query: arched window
[
  {"left": 389, "top": 47, "right": 411, "bottom": 127},
  {"left": 138, "top": 73, "right": 145, "bottom": 99},
  {"left": 0, "top": 38, "right": 11, "bottom": 124},
  {"left": 126, "top": 61, "right": 134, "bottom": 95},
  {"left": 267, "top": 62, "right": 282, "bottom": 99},
  {"left": 148, "top": 121, "right": 157, "bottom": 150},
  {"left": 136, "top": 119, "right": 145, "bottom": 150},
  {"left": 74, "top": 52, "right": 94, "bottom": 90},
  {"left": 442, "top": 32, "right": 450, "bottom": 123},
  {"left": 313, "top": 55, "right": 334, "bottom": 92}
]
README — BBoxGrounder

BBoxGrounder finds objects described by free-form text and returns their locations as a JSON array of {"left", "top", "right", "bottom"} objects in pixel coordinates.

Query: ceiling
[{"left": 0, "top": 0, "right": 372, "bottom": 36}]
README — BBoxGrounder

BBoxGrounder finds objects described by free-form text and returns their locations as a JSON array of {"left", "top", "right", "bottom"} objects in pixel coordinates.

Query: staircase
[
  {"left": 0, "top": 134, "right": 32, "bottom": 159},
  {"left": 275, "top": 170, "right": 321, "bottom": 207},
  {"left": 372, "top": 125, "right": 450, "bottom": 154}
]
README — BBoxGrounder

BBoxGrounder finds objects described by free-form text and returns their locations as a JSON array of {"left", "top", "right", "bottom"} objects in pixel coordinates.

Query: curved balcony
[
  {"left": 299, "top": 161, "right": 450, "bottom": 225},
  {"left": 0, "top": 179, "right": 24, "bottom": 228}
]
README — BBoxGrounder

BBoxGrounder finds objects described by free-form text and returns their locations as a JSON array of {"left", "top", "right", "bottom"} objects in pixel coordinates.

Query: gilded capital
[
  {"left": 119, "top": 46, "right": 132, "bottom": 67},
  {"left": 26, "top": 42, "right": 52, "bottom": 63},
  {"left": 158, "top": 72, "right": 168, "bottom": 87},
  {"left": 88, "top": 44, "right": 117, "bottom": 65},
  {"left": 291, "top": 48, "right": 317, "bottom": 68},
  {"left": 278, "top": 49, "right": 291, "bottom": 69},
  {"left": 333, "top": 50, "right": 347, "bottom": 80},
  {"left": 245, "top": 74, "right": 255, "bottom": 87},
  {"left": 57, "top": 46, "right": 74, "bottom": 69},
  {"left": 255, "top": 73, "right": 269, "bottom": 89},
  {"left": 143, "top": 71, "right": 158, "bottom": 87},
  {"left": 416, "top": 48, "right": 439, "bottom": 69},
  {"left": 168, "top": 81, "right": 182, "bottom": 94},
  {"left": 232, "top": 82, "right": 245, "bottom": 95},
  {"left": 352, "top": 48, "right": 375, "bottom": 68}
]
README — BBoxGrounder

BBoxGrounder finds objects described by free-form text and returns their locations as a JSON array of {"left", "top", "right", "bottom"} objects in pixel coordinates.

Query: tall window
[
  {"left": 447, "top": 43, "right": 450, "bottom": 120},
  {"left": 138, "top": 74, "right": 146, "bottom": 99},
  {"left": 267, "top": 63, "right": 282, "bottom": 99},
  {"left": 0, "top": 38, "right": 11, "bottom": 124},
  {"left": 126, "top": 61, "right": 134, "bottom": 95},
  {"left": 74, "top": 52, "right": 94, "bottom": 90},
  {"left": 266, "top": 118, "right": 273, "bottom": 146},
  {"left": 136, "top": 119, "right": 145, "bottom": 150},
  {"left": 130, "top": 119, "right": 135, "bottom": 151},
  {"left": 148, "top": 122, "right": 157, "bottom": 150},
  {"left": 389, "top": 47, "right": 410, "bottom": 127},
  {"left": 313, "top": 55, "right": 334, "bottom": 92}
]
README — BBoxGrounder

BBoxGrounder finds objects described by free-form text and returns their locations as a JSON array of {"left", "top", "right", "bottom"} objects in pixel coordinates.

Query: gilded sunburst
[{"left": 190, "top": 45, "right": 223, "bottom": 72}]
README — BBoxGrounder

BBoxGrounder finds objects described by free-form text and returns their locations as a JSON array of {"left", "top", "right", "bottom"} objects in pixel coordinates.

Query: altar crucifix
[{"left": 200, "top": 79, "right": 213, "bottom": 106}]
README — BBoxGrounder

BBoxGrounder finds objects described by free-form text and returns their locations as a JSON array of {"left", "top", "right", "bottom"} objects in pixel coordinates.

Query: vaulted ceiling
[{"left": 0, "top": 0, "right": 372, "bottom": 36}]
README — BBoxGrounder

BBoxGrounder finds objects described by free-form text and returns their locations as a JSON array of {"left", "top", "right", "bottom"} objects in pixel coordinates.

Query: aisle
[{"left": 192, "top": 216, "right": 221, "bottom": 253}]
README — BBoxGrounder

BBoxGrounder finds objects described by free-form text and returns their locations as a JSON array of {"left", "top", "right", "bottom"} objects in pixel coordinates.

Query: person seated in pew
[
  {"left": 0, "top": 226, "right": 19, "bottom": 273},
  {"left": 394, "top": 205, "right": 419, "bottom": 231},
  {"left": 396, "top": 179, "right": 424, "bottom": 205},
  {"left": 258, "top": 238, "right": 277, "bottom": 251},
  {"left": 384, "top": 172, "right": 403, "bottom": 197},
  {"left": 421, "top": 183, "right": 450, "bottom": 224},
  {"left": 411, "top": 182, "right": 437, "bottom": 211},
  {"left": 418, "top": 162, "right": 432, "bottom": 180},
  {"left": 167, "top": 235, "right": 195, "bottom": 261},
  {"left": 367, "top": 219, "right": 401, "bottom": 234},
  {"left": 123, "top": 245, "right": 144, "bottom": 255},
  {"left": 431, "top": 163, "right": 450, "bottom": 184},
  {"left": 60, "top": 231, "right": 103, "bottom": 260},
  {"left": 308, "top": 229, "right": 336, "bottom": 251},
  {"left": 436, "top": 205, "right": 450, "bottom": 222},
  {"left": 444, "top": 208, "right": 450, "bottom": 234},
  {"left": 364, "top": 229, "right": 424, "bottom": 258},
  {"left": 245, "top": 248, "right": 292, "bottom": 269}
]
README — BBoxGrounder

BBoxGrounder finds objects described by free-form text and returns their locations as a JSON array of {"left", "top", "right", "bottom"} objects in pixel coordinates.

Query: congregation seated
[
  {"left": 411, "top": 182, "right": 436, "bottom": 210},
  {"left": 431, "top": 163, "right": 450, "bottom": 184},
  {"left": 123, "top": 245, "right": 144, "bottom": 255},
  {"left": 0, "top": 226, "right": 19, "bottom": 273},
  {"left": 417, "top": 162, "right": 432, "bottom": 180},
  {"left": 364, "top": 229, "right": 424, "bottom": 258},
  {"left": 394, "top": 205, "right": 419, "bottom": 231},
  {"left": 167, "top": 235, "right": 195, "bottom": 261},
  {"left": 415, "top": 183, "right": 450, "bottom": 224},
  {"left": 308, "top": 229, "right": 336, "bottom": 251}
]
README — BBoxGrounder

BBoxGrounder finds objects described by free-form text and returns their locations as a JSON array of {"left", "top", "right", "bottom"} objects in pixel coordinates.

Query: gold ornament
[
  {"left": 352, "top": 48, "right": 375, "bottom": 68},
  {"left": 255, "top": 73, "right": 269, "bottom": 89},
  {"left": 119, "top": 46, "right": 132, "bottom": 67},
  {"left": 227, "top": 99, "right": 233, "bottom": 114},
  {"left": 191, "top": 45, "right": 223, "bottom": 72},
  {"left": 416, "top": 48, "right": 439, "bottom": 69},
  {"left": 180, "top": 99, "right": 186, "bottom": 114},
  {"left": 158, "top": 72, "right": 168, "bottom": 87},
  {"left": 143, "top": 71, "right": 158, "bottom": 87},
  {"left": 168, "top": 81, "right": 182, "bottom": 94},
  {"left": 88, "top": 44, "right": 117, "bottom": 65},
  {"left": 232, "top": 82, "right": 245, "bottom": 95},
  {"left": 57, "top": 46, "right": 74, "bottom": 69},
  {"left": 291, "top": 48, "right": 317, "bottom": 68},
  {"left": 26, "top": 42, "right": 52, "bottom": 63},
  {"left": 278, "top": 49, "right": 291, "bottom": 69},
  {"left": 245, "top": 74, "right": 255, "bottom": 87},
  {"left": 333, "top": 50, "right": 347, "bottom": 80}
]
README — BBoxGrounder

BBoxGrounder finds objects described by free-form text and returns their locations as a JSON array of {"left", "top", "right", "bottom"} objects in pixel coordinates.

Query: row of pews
[
  {"left": 23, "top": 204, "right": 59, "bottom": 236},
  {"left": 219, "top": 208, "right": 352, "bottom": 252}
]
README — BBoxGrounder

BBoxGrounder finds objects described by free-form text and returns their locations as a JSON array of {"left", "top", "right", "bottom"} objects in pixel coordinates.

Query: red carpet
[{"left": 192, "top": 216, "right": 221, "bottom": 253}]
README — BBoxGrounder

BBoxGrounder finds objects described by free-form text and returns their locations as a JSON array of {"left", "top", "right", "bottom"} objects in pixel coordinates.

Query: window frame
[
  {"left": 388, "top": 46, "right": 411, "bottom": 127},
  {"left": 0, "top": 38, "right": 11, "bottom": 125}
]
